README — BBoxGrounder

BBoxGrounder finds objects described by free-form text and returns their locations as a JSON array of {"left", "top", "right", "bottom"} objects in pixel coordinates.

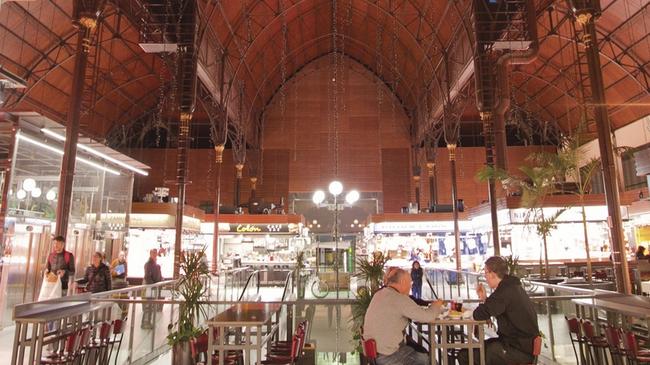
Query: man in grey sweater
[{"left": 364, "top": 268, "right": 443, "bottom": 365}]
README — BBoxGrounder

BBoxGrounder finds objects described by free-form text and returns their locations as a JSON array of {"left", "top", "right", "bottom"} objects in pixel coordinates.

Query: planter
[{"left": 172, "top": 341, "right": 193, "bottom": 364}]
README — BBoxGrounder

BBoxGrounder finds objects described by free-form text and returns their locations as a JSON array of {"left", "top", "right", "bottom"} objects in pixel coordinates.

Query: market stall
[
  {"left": 363, "top": 213, "right": 478, "bottom": 270},
  {"left": 201, "top": 214, "right": 307, "bottom": 285}
]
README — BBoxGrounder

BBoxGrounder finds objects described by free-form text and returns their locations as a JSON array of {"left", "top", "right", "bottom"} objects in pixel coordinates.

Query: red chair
[
  {"left": 604, "top": 326, "right": 626, "bottom": 365},
  {"left": 362, "top": 338, "right": 378, "bottom": 365},
  {"left": 581, "top": 320, "right": 610, "bottom": 364},
  {"left": 190, "top": 330, "right": 240, "bottom": 365},
  {"left": 269, "top": 322, "right": 307, "bottom": 355},
  {"left": 86, "top": 322, "right": 113, "bottom": 365},
  {"left": 622, "top": 331, "right": 650, "bottom": 364},
  {"left": 565, "top": 316, "right": 587, "bottom": 364},
  {"left": 108, "top": 318, "right": 126, "bottom": 365},
  {"left": 40, "top": 330, "right": 81, "bottom": 365},
  {"left": 262, "top": 335, "right": 301, "bottom": 365}
]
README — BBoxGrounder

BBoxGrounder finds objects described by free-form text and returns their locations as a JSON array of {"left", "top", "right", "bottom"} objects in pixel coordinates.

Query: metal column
[
  {"left": 55, "top": 1, "right": 100, "bottom": 237},
  {"left": 572, "top": 3, "right": 631, "bottom": 294}
]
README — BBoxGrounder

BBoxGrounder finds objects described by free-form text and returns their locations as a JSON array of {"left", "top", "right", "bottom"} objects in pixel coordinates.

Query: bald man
[{"left": 364, "top": 268, "right": 443, "bottom": 365}]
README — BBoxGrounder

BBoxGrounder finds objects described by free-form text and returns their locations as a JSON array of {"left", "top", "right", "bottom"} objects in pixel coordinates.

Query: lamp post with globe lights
[{"left": 312, "top": 181, "right": 359, "bottom": 298}]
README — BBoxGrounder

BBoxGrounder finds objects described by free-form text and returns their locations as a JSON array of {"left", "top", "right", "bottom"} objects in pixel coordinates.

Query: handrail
[
  {"left": 89, "top": 280, "right": 176, "bottom": 298},
  {"left": 238, "top": 270, "right": 261, "bottom": 301},
  {"left": 212, "top": 266, "right": 251, "bottom": 276},
  {"left": 425, "top": 274, "right": 438, "bottom": 299},
  {"left": 280, "top": 270, "right": 294, "bottom": 302}
]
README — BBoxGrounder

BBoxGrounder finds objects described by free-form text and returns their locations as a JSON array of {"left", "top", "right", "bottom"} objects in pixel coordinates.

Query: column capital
[
  {"left": 447, "top": 143, "right": 457, "bottom": 161},
  {"left": 235, "top": 163, "right": 244, "bottom": 178},
  {"left": 214, "top": 144, "right": 225, "bottom": 163}
]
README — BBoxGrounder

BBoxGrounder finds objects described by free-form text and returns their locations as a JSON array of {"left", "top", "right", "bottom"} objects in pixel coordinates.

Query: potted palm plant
[
  {"left": 351, "top": 252, "right": 388, "bottom": 358},
  {"left": 167, "top": 248, "right": 210, "bottom": 364},
  {"left": 478, "top": 155, "right": 567, "bottom": 280}
]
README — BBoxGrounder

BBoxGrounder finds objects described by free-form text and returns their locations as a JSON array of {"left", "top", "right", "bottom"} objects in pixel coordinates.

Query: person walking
[
  {"left": 411, "top": 261, "right": 423, "bottom": 299},
  {"left": 45, "top": 235, "right": 75, "bottom": 297},
  {"left": 142, "top": 249, "right": 162, "bottom": 329},
  {"left": 80, "top": 252, "right": 112, "bottom": 293}
]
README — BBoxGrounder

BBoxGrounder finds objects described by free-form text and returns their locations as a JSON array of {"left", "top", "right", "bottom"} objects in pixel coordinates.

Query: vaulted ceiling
[{"left": 0, "top": 0, "right": 648, "bottom": 148}]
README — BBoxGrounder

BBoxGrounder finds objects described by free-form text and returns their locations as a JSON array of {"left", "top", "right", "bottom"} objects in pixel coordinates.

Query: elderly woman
[{"left": 81, "top": 252, "right": 112, "bottom": 293}]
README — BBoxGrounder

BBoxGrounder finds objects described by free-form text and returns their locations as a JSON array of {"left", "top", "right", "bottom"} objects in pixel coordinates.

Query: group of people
[
  {"left": 44, "top": 236, "right": 163, "bottom": 297},
  {"left": 364, "top": 256, "right": 539, "bottom": 365}
]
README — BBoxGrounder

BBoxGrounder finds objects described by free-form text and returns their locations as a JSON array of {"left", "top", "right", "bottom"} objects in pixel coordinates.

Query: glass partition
[{"left": 0, "top": 128, "right": 137, "bottom": 327}]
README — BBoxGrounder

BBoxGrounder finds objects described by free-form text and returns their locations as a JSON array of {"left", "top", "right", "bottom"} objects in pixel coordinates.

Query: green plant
[
  {"left": 167, "top": 247, "right": 210, "bottom": 346},
  {"left": 350, "top": 252, "right": 389, "bottom": 353},
  {"left": 503, "top": 255, "right": 520, "bottom": 277},
  {"left": 478, "top": 154, "right": 568, "bottom": 279}
]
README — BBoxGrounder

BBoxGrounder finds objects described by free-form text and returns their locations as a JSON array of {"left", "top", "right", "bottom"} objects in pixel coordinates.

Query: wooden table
[
  {"left": 411, "top": 317, "right": 486, "bottom": 365},
  {"left": 207, "top": 303, "right": 282, "bottom": 365}
]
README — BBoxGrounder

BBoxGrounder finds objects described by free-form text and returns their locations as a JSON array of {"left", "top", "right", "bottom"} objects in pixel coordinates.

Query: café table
[
  {"left": 411, "top": 312, "right": 487, "bottom": 365},
  {"left": 207, "top": 303, "right": 282, "bottom": 365}
]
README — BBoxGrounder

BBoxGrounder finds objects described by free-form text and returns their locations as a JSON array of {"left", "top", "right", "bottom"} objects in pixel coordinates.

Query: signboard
[{"left": 216, "top": 223, "right": 300, "bottom": 234}]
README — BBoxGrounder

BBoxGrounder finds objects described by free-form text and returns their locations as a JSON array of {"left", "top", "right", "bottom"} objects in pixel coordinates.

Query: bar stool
[
  {"left": 261, "top": 334, "right": 301, "bottom": 365},
  {"left": 86, "top": 321, "right": 113, "bottom": 365},
  {"left": 622, "top": 331, "right": 650, "bottom": 365},
  {"left": 581, "top": 319, "right": 610, "bottom": 365},
  {"left": 107, "top": 318, "right": 126, "bottom": 365},
  {"left": 603, "top": 326, "right": 625, "bottom": 365},
  {"left": 511, "top": 336, "right": 543, "bottom": 365},
  {"left": 362, "top": 338, "right": 377, "bottom": 365},
  {"left": 40, "top": 330, "right": 80, "bottom": 365},
  {"left": 565, "top": 316, "right": 587, "bottom": 364},
  {"left": 190, "top": 332, "right": 239, "bottom": 365}
]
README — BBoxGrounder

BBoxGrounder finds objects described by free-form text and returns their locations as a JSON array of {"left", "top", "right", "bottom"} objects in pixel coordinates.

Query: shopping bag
[{"left": 38, "top": 274, "right": 62, "bottom": 301}]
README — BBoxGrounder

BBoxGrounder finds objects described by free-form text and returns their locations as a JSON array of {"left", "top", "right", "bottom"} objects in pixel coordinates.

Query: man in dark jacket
[
  {"left": 142, "top": 249, "right": 163, "bottom": 329},
  {"left": 45, "top": 235, "right": 75, "bottom": 296},
  {"left": 458, "top": 256, "right": 539, "bottom": 365},
  {"left": 144, "top": 249, "right": 163, "bottom": 284}
]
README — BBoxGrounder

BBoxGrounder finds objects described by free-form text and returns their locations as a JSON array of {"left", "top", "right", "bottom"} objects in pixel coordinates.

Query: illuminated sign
[
  {"left": 236, "top": 224, "right": 262, "bottom": 233},
  {"left": 229, "top": 224, "right": 293, "bottom": 234}
]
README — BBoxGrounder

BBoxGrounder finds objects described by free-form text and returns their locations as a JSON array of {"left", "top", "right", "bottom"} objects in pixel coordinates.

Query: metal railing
[{"left": 238, "top": 270, "right": 261, "bottom": 301}]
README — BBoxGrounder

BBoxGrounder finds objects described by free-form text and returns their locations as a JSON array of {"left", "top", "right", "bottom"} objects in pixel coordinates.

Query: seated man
[
  {"left": 458, "top": 256, "right": 539, "bottom": 365},
  {"left": 364, "top": 268, "right": 443, "bottom": 365}
]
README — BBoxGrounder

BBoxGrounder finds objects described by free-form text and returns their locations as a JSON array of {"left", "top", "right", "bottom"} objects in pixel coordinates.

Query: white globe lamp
[
  {"left": 16, "top": 189, "right": 27, "bottom": 200},
  {"left": 22, "top": 178, "right": 36, "bottom": 192},
  {"left": 31, "top": 188, "right": 42, "bottom": 198},
  {"left": 345, "top": 190, "right": 360, "bottom": 204},
  {"left": 328, "top": 181, "right": 343, "bottom": 196},
  {"left": 312, "top": 190, "right": 325, "bottom": 205},
  {"left": 46, "top": 189, "right": 57, "bottom": 201}
]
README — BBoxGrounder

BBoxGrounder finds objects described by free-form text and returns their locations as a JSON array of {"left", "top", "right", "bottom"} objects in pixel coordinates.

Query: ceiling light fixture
[
  {"left": 17, "top": 133, "right": 121, "bottom": 176},
  {"left": 41, "top": 129, "right": 149, "bottom": 176}
]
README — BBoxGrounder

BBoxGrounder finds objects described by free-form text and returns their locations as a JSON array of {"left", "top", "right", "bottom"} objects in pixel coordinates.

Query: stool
[{"left": 581, "top": 320, "right": 610, "bottom": 365}]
